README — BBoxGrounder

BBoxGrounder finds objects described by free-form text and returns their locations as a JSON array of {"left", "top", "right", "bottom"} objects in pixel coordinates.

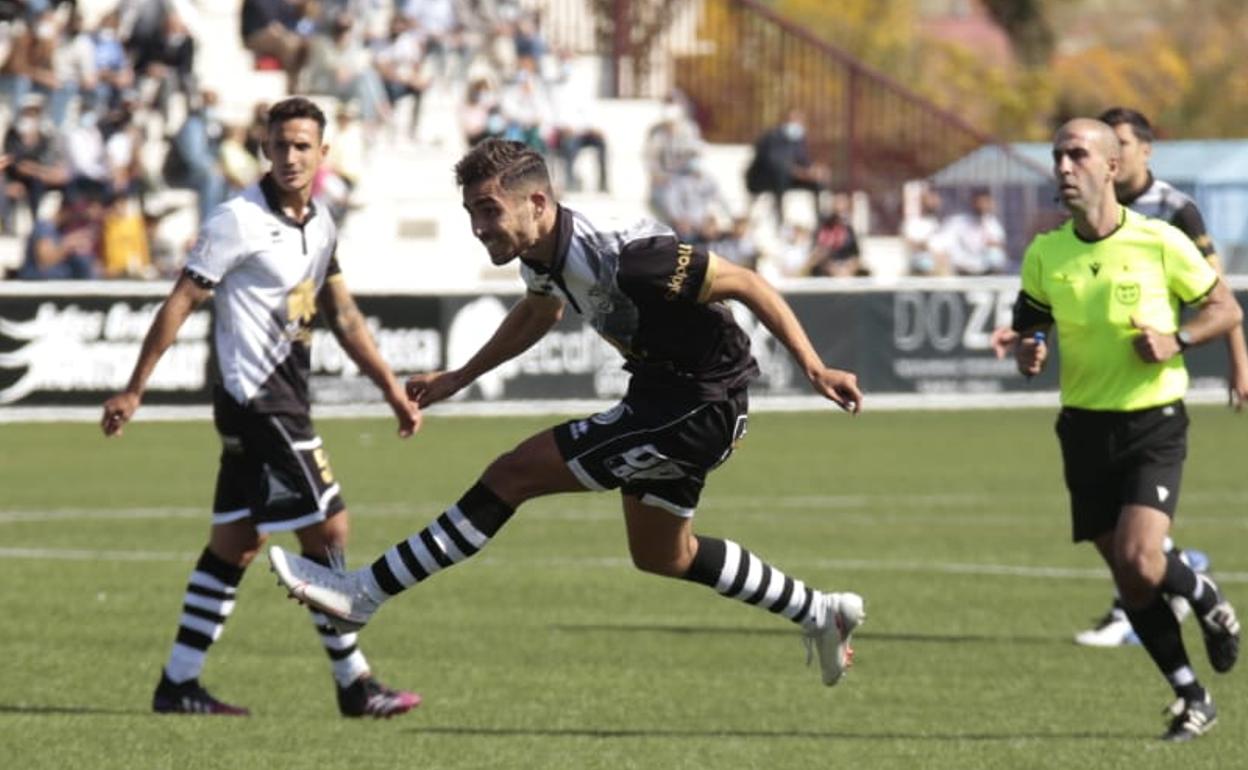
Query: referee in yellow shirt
[{"left": 1012, "top": 118, "right": 1242, "bottom": 742}]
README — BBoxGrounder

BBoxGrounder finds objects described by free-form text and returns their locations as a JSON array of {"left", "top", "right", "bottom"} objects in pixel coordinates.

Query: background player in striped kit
[{"left": 102, "top": 97, "right": 422, "bottom": 718}]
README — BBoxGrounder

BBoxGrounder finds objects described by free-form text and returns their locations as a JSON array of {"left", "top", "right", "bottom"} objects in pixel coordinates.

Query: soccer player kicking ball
[
  {"left": 270, "top": 138, "right": 866, "bottom": 690},
  {"left": 1008, "top": 118, "right": 1241, "bottom": 741}
]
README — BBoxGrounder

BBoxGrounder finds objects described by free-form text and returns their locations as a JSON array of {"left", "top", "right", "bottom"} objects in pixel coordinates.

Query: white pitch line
[{"left": 3, "top": 545, "right": 1246, "bottom": 584}]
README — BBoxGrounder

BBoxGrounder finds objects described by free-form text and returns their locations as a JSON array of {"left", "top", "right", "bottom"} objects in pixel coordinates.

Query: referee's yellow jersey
[{"left": 1019, "top": 208, "right": 1218, "bottom": 411}]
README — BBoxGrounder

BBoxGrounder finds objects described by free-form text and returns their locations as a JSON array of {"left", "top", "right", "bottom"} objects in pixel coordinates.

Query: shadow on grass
[
  {"left": 409, "top": 725, "right": 1142, "bottom": 742},
  {"left": 0, "top": 703, "right": 144, "bottom": 716},
  {"left": 551, "top": 623, "right": 1063, "bottom": 646}
]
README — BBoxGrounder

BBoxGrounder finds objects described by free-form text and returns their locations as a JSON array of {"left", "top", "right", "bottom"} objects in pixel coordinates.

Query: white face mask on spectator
[
  {"left": 783, "top": 121, "right": 805, "bottom": 141},
  {"left": 17, "top": 116, "right": 39, "bottom": 134},
  {"left": 36, "top": 21, "right": 55, "bottom": 39}
]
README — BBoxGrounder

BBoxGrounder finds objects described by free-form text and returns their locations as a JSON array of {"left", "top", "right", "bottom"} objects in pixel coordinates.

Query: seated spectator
[
  {"left": 0, "top": 13, "right": 33, "bottom": 118},
  {"left": 654, "top": 156, "right": 731, "bottom": 244},
  {"left": 51, "top": 8, "right": 97, "bottom": 129},
  {"left": 903, "top": 186, "right": 946, "bottom": 275},
  {"left": 765, "top": 223, "right": 814, "bottom": 280},
  {"left": 375, "top": 14, "right": 432, "bottom": 142},
  {"left": 18, "top": 197, "right": 102, "bottom": 280},
  {"left": 300, "top": 14, "right": 389, "bottom": 130},
  {"left": 460, "top": 76, "right": 504, "bottom": 146},
  {"left": 643, "top": 94, "right": 702, "bottom": 220},
  {"left": 241, "top": 0, "right": 307, "bottom": 94},
  {"left": 130, "top": 9, "right": 197, "bottom": 120},
  {"left": 92, "top": 10, "right": 135, "bottom": 110},
  {"left": 711, "top": 216, "right": 760, "bottom": 271},
  {"left": 745, "top": 108, "right": 830, "bottom": 228},
  {"left": 805, "top": 194, "right": 864, "bottom": 277},
  {"left": 547, "top": 49, "right": 607, "bottom": 193},
  {"left": 3, "top": 93, "right": 68, "bottom": 229},
  {"left": 163, "top": 89, "right": 226, "bottom": 226},
  {"left": 219, "top": 123, "right": 262, "bottom": 193},
  {"left": 940, "top": 188, "right": 1007, "bottom": 276},
  {"left": 100, "top": 192, "right": 151, "bottom": 278},
  {"left": 497, "top": 57, "right": 551, "bottom": 152}
]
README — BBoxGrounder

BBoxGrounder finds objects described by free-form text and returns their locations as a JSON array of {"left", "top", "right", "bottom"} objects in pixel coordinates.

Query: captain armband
[{"left": 1011, "top": 290, "right": 1052, "bottom": 332}]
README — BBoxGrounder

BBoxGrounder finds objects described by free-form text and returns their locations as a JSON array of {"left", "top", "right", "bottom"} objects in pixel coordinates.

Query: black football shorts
[
  {"left": 1055, "top": 400, "right": 1187, "bottom": 542},
  {"left": 210, "top": 386, "right": 346, "bottom": 533},
  {"left": 552, "top": 389, "right": 749, "bottom": 517}
]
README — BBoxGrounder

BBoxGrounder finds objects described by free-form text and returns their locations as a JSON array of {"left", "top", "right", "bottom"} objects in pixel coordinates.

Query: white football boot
[
  {"left": 268, "top": 546, "right": 381, "bottom": 633},
  {"left": 802, "top": 591, "right": 865, "bottom": 686}
]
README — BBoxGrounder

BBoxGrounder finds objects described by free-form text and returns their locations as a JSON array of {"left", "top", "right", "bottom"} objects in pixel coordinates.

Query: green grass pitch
[{"left": 1, "top": 407, "right": 1245, "bottom": 769}]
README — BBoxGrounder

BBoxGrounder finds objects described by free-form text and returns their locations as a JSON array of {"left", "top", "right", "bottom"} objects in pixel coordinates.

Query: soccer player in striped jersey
[
  {"left": 270, "top": 138, "right": 868, "bottom": 691},
  {"left": 102, "top": 97, "right": 422, "bottom": 718}
]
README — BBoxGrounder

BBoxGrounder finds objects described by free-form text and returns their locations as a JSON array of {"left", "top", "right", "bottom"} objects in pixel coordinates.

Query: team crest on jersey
[
  {"left": 1114, "top": 282, "right": 1140, "bottom": 305},
  {"left": 286, "top": 278, "right": 317, "bottom": 342}
]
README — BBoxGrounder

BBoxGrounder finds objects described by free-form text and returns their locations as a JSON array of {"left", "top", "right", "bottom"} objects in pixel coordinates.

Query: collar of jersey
[
  {"left": 1071, "top": 204, "right": 1129, "bottom": 244},
  {"left": 1116, "top": 171, "right": 1154, "bottom": 208},
  {"left": 519, "top": 204, "right": 573, "bottom": 276},
  {"left": 259, "top": 174, "right": 318, "bottom": 227}
]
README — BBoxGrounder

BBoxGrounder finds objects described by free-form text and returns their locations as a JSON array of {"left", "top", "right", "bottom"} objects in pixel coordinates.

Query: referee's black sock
[
  {"left": 1124, "top": 595, "right": 1205, "bottom": 702},
  {"left": 1160, "top": 550, "right": 1219, "bottom": 616}
]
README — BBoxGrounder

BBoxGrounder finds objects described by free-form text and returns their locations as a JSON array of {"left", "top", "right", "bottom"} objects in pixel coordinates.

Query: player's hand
[
  {"left": 990, "top": 326, "right": 1019, "bottom": 359},
  {"left": 811, "top": 367, "right": 863, "bottom": 414},
  {"left": 385, "top": 388, "right": 422, "bottom": 438},
  {"left": 405, "top": 370, "right": 465, "bottom": 409},
  {"left": 1228, "top": 373, "right": 1248, "bottom": 412},
  {"left": 1016, "top": 334, "right": 1047, "bottom": 377},
  {"left": 1130, "top": 316, "right": 1180, "bottom": 363},
  {"left": 101, "top": 391, "right": 140, "bottom": 437}
]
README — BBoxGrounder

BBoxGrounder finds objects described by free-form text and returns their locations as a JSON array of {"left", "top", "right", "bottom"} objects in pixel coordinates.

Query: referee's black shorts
[{"left": 1055, "top": 400, "right": 1188, "bottom": 542}]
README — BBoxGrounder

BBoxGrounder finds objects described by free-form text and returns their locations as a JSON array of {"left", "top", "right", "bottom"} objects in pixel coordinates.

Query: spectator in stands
[
  {"left": 460, "top": 76, "right": 504, "bottom": 147},
  {"left": 400, "top": 0, "right": 461, "bottom": 81},
  {"left": 164, "top": 88, "right": 226, "bottom": 225},
  {"left": 219, "top": 123, "right": 262, "bottom": 193},
  {"left": 3, "top": 93, "right": 68, "bottom": 229},
  {"left": 939, "top": 187, "right": 1008, "bottom": 276},
  {"left": 100, "top": 90, "right": 147, "bottom": 200},
  {"left": 51, "top": 7, "right": 97, "bottom": 129},
  {"left": 765, "top": 223, "right": 814, "bottom": 280},
  {"left": 241, "top": 0, "right": 307, "bottom": 94},
  {"left": 300, "top": 14, "right": 390, "bottom": 132},
  {"left": 745, "top": 109, "right": 830, "bottom": 228},
  {"left": 0, "top": 10, "right": 34, "bottom": 117},
  {"left": 92, "top": 10, "right": 136, "bottom": 110},
  {"left": 497, "top": 57, "right": 550, "bottom": 152},
  {"left": 26, "top": 7, "right": 70, "bottom": 126},
  {"left": 903, "top": 186, "right": 946, "bottom": 276},
  {"left": 244, "top": 100, "right": 270, "bottom": 160},
  {"left": 547, "top": 49, "right": 607, "bottom": 193},
  {"left": 375, "top": 14, "right": 431, "bottom": 143},
  {"left": 711, "top": 216, "right": 760, "bottom": 271},
  {"left": 643, "top": 95, "right": 702, "bottom": 221},
  {"left": 655, "top": 156, "right": 732, "bottom": 244},
  {"left": 130, "top": 7, "right": 197, "bottom": 119},
  {"left": 100, "top": 190, "right": 152, "bottom": 278},
  {"left": 806, "top": 193, "right": 864, "bottom": 277},
  {"left": 318, "top": 100, "right": 365, "bottom": 225},
  {"left": 18, "top": 196, "right": 101, "bottom": 280}
]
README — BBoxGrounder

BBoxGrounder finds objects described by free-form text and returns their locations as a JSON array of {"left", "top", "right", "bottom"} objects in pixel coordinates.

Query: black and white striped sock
[
  {"left": 682, "top": 535, "right": 820, "bottom": 626},
  {"left": 163, "top": 547, "right": 243, "bottom": 684},
  {"left": 303, "top": 553, "right": 370, "bottom": 687},
  {"left": 369, "top": 482, "right": 516, "bottom": 596}
]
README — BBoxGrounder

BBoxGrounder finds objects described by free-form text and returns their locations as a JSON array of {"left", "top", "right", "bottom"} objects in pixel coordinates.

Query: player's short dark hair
[
  {"left": 268, "top": 97, "right": 327, "bottom": 139},
  {"left": 455, "top": 139, "right": 553, "bottom": 196},
  {"left": 1097, "top": 107, "right": 1154, "bottom": 143}
]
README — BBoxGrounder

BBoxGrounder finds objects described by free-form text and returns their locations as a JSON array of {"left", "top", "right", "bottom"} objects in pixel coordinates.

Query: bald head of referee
[{"left": 1051, "top": 118, "right": 1122, "bottom": 237}]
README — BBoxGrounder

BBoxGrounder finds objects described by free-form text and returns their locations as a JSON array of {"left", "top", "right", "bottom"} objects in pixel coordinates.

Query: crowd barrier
[{"left": 1, "top": 278, "right": 1243, "bottom": 413}]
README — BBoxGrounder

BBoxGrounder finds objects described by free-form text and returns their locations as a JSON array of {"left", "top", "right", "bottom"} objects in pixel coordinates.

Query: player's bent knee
[{"left": 481, "top": 449, "right": 552, "bottom": 503}]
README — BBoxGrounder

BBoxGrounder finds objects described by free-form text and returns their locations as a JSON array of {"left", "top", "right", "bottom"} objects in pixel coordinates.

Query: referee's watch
[{"left": 1176, "top": 328, "right": 1194, "bottom": 351}]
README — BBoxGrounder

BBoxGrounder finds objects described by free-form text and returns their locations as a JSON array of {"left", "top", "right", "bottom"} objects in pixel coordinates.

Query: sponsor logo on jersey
[{"left": 664, "top": 243, "right": 694, "bottom": 300}]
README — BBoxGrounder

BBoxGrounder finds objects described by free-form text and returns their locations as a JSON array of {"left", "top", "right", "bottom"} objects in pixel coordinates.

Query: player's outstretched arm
[
  {"left": 702, "top": 255, "right": 862, "bottom": 413},
  {"left": 317, "top": 277, "right": 421, "bottom": 437},
  {"left": 102, "top": 273, "right": 211, "bottom": 437},
  {"left": 407, "top": 292, "right": 564, "bottom": 409}
]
